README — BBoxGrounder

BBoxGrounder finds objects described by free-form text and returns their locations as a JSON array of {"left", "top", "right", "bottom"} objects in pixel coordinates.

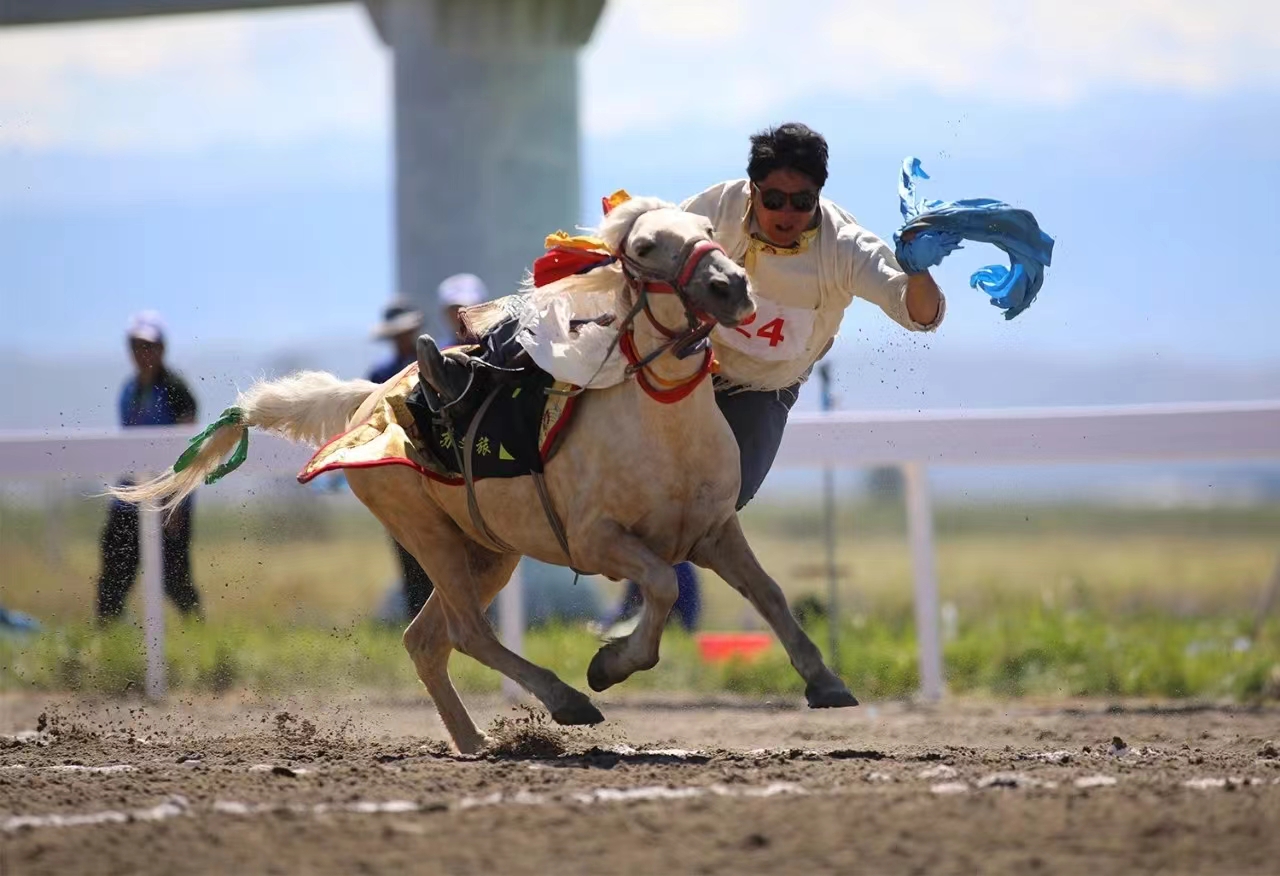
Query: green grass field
[{"left": 3, "top": 495, "right": 1279, "bottom": 701}]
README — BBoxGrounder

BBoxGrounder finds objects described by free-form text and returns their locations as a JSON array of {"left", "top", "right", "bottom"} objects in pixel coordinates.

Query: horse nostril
[{"left": 710, "top": 278, "right": 730, "bottom": 297}]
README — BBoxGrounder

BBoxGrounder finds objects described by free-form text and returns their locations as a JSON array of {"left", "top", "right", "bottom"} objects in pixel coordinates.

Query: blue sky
[{"left": 1, "top": 0, "right": 1278, "bottom": 376}]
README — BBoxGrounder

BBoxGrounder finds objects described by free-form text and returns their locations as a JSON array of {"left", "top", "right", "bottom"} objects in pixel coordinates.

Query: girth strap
[
  {"left": 460, "top": 385, "right": 515, "bottom": 553},
  {"left": 458, "top": 383, "right": 586, "bottom": 575},
  {"left": 532, "top": 471, "right": 587, "bottom": 576}
]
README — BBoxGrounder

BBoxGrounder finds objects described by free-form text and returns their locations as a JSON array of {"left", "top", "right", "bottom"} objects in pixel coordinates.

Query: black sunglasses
[{"left": 754, "top": 184, "right": 819, "bottom": 213}]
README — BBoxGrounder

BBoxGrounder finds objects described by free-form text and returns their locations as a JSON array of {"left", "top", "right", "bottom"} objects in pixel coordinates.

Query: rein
[
  {"left": 615, "top": 237, "right": 724, "bottom": 404},
  {"left": 447, "top": 225, "right": 728, "bottom": 571}
]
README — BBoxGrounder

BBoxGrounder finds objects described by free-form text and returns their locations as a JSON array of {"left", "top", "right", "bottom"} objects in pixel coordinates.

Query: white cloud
[
  {"left": 582, "top": 0, "right": 1280, "bottom": 135},
  {"left": 0, "top": 0, "right": 1275, "bottom": 152},
  {"left": 0, "top": 6, "right": 387, "bottom": 150},
  {"left": 818, "top": 0, "right": 1280, "bottom": 99}
]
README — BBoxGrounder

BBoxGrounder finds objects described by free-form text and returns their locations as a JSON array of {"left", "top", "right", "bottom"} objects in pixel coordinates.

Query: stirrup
[{"left": 416, "top": 334, "right": 477, "bottom": 414}]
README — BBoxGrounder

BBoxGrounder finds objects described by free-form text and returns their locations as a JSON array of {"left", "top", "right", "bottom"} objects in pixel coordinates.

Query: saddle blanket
[{"left": 297, "top": 363, "right": 578, "bottom": 486}]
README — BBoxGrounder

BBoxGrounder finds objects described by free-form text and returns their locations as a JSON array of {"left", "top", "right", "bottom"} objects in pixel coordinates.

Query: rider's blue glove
[{"left": 893, "top": 229, "right": 963, "bottom": 274}]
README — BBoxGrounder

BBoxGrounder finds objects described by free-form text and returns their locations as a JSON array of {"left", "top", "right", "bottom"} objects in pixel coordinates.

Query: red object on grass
[{"left": 695, "top": 632, "right": 774, "bottom": 663}]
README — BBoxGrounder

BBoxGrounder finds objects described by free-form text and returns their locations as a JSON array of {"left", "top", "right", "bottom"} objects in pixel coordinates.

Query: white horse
[{"left": 114, "top": 198, "right": 858, "bottom": 753}]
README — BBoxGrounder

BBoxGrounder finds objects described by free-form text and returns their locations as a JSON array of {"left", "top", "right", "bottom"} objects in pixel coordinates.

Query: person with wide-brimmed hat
[
  {"left": 364, "top": 299, "right": 437, "bottom": 617},
  {"left": 369, "top": 300, "right": 426, "bottom": 384}
]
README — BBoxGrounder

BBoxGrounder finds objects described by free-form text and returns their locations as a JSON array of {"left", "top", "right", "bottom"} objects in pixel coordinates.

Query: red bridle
[{"left": 616, "top": 237, "right": 725, "bottom": 404}]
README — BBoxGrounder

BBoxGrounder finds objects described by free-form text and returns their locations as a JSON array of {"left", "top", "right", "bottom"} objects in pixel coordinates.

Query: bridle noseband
[
  {"left": 613, "top": 235, "right": 728, "bottom": 403},
  {"left": 619, "top": 237, "right": 723, "bottom": 340}
]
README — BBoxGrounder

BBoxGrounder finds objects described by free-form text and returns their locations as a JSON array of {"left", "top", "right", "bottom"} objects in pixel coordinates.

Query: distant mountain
[
  {"left": 828, "top": 349, "right": 1280, "bottom": 412},
  {"left": 5, "top": 340, "right": 1278, "bottom": 428},
  {"left": 0, "top": 341, "right": 376, "bottom": 431}
]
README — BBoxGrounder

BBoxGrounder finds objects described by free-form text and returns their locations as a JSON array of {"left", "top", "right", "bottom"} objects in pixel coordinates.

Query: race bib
[{"left": 712, "top": 297, "right": 815, "bottom": 361}]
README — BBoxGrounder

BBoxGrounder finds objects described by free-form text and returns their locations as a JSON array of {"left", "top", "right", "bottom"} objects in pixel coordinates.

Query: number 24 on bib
[{"left": 713, "top": 300, "right": 815, "bottom": 361}]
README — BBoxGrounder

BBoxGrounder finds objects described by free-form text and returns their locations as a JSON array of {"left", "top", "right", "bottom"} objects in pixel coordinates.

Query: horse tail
[{"left": 109, "top": 371, "right": 377, "bottom": 513}]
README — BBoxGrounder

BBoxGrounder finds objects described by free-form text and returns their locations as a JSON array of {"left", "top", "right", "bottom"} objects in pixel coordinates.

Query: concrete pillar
[{"left": 382, "top": 0, "right": 605, "bottom": 338}]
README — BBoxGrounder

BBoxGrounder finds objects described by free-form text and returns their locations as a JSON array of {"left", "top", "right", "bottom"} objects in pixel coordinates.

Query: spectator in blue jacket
[
  {"left": 97, "top": 312, "right": 202, "bottom": 622},
  {"left": 369, "top": 300, "right": 437, "bottom": 618},
  {"left": 367, "top": 281, "right": 488, "bottom": 621}
]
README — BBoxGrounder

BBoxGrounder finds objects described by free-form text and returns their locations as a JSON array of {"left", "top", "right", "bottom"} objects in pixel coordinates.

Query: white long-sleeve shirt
[{"left": 681, "top": 179, "right": 945, "bottom": 392}]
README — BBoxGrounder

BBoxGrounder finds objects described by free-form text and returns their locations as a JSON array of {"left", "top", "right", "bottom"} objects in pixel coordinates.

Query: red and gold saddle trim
[{"left": 297, "top": 363, "right": 577, "bottom": 486}]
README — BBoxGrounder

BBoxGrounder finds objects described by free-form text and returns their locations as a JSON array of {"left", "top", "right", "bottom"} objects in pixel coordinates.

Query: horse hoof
[
  {"left": 587, "top": 642, "right": 658, "bottom": 692},
  {"left": 455, "top": 732, "right": 493, "bottom": 756},
  {"left": 551, "top": 693, "right": 605, "bottom": 726},
  {"left": 587, "top": 649, "right": 617, "bottom": 693},
  {"left": 587, "top": 641, "right": 633, "bottom": 692},
  {"left": 805, "top": 684, "right": 860, "bottom": 709}
]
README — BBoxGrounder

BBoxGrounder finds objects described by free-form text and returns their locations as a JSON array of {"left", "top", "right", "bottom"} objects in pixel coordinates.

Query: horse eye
[{"left": 631, "top": 237, "right": 656, "bottom": 258}]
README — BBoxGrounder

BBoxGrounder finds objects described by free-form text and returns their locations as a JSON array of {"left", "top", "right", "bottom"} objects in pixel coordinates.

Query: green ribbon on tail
[{"left": 172, "top": 406, "right": 249, "bottom": 485}]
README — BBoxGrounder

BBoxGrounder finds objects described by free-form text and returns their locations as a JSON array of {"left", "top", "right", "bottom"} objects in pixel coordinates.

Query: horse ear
[
  {"left": 599, "top": 195, "right": 670, "bottom": 253},
  {"left": 601, "top": 189, "right": 632, "bottom": 216}
]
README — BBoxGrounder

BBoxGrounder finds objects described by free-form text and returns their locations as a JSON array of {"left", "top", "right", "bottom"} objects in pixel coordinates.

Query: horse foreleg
[
  {"left": 583, "top": 524, "right": 679, "bottom": 692},
  {"left": 691, "top": 515, "right": 858, "bottom": 708},
  {"left": 400, "top": 535, "right": 602, "bottom": 731},
  {"left": 403, "top": 593, "right": 487, "bottom": 754},
  {"left": 349, "top": 465, "right": 601, "bottom": 746},
  {"left": 443, "top": 587, "right": 605, "bottom": 728}
]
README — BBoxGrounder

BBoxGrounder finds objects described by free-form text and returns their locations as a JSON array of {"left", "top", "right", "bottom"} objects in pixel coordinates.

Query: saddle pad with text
[{"left": 297, "top": 364, "right": 578, "bottom": 486}]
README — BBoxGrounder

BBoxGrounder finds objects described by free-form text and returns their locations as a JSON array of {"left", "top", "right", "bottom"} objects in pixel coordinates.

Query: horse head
[{"left": 601, "top": 199, "right": 755, "bottom": 335}]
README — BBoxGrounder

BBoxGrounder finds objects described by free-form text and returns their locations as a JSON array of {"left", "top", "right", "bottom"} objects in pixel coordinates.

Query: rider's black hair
[{"left": 747, "top": 122, "right": 829, "bottom": 189}]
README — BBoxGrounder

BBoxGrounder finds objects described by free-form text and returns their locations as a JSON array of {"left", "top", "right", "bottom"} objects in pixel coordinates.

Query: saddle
[
  {"left": 406, "top": 298, "right": 601, "bottom": 570},
  {"left": 410, "top": 294, "right": 617, "bottom": 428},
  {"left": 410, "top": 298, "right": 529, "bottom": 417}
]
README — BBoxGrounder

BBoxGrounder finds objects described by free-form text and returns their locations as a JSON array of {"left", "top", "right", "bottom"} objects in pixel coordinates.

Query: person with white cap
[
  {"left": 436, "top": 272, "right": 488, "bottom": 346},
  {"left": 97, "top": 311, "right": 202, "bottom": 622}
]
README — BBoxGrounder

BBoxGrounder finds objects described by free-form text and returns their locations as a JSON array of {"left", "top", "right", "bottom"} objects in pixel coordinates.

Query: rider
[
  {"left": 676, "top": 121, "right": 944, "bottom": 507},
  {"left": 416, "top": 121, "right": 944, "bottom": 511}
]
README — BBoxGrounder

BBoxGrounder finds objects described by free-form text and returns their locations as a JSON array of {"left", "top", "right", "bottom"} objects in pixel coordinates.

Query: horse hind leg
[
  {"left": 346, "top": 467, "right": 489, "bottom": 751},
  {"left": 409, "top": 551, "right": 602, "bottom": 753}
]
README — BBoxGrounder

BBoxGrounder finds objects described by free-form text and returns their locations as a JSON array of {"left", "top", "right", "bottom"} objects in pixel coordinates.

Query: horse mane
[{"left": 463, "top": 195, "right": 674, "bottom": 338}]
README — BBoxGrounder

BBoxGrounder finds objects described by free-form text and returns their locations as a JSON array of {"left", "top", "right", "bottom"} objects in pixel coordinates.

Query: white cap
[
  {"left": 437, "top": 273, "right": 487, "bottom": 308},
  {"left": 126, "top": 310, "right": 166, "bottom": 344}
]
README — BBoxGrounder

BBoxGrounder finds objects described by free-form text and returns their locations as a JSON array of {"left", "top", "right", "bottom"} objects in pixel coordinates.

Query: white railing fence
[{"left": 3, "top": 399, "right": 1279, "bottom": 701}]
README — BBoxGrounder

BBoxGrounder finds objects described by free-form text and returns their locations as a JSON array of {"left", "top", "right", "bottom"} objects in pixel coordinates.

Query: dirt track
[{"left": 3, "top": 691, "right": 1279, "bottom": 875}]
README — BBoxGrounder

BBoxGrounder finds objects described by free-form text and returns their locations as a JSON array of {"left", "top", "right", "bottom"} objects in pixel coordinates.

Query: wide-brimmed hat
[{"left": 371, "top": 300, "right": 424, "bottom": 339}]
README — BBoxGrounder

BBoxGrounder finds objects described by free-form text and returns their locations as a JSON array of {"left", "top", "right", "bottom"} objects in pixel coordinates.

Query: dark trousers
[
  {"left": 714, "top": 381, "right": 802, "bottom": 510},
  {"left": 392, "top": 538, "right": 435, "bottom": 619},
  {"left": 97, "top": 498, "right": 201, "bottom": 621}
]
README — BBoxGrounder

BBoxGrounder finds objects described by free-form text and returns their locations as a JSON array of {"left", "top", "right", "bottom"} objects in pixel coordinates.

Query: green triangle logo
[{"left": 499, "top": 444, "right": 515, "bottom": 461}]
